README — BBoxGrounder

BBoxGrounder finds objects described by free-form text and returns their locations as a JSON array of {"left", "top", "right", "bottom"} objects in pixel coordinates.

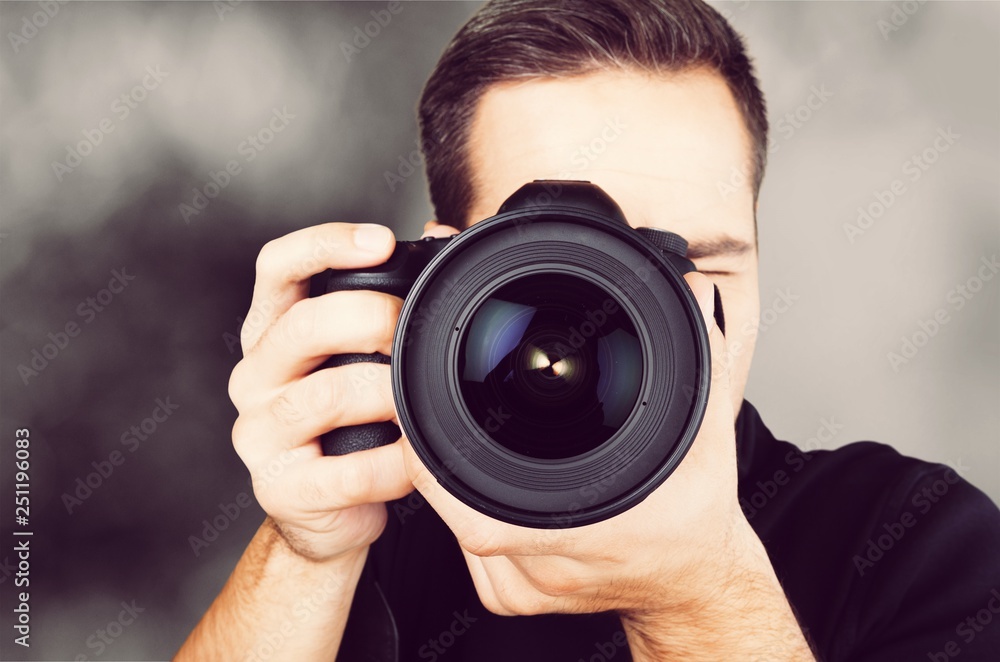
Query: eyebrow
[
  {"left": 462, "top": 215, "right": 756, "bottom": 260},
  {"left": 685, "top": 235, "right": 756, "bottom": 259}
]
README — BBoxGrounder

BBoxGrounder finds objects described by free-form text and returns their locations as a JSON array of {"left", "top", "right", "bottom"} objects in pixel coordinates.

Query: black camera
[{"left": 310, "top": 180, "right": 715, "bottom": 528}]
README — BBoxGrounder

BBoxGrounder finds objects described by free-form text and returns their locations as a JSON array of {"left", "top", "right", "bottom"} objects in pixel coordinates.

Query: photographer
[{"left": 179, "top": 1, "right": 1000, "bottom": 660}]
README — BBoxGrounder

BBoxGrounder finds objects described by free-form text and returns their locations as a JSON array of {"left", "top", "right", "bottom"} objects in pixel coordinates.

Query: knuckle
[
  {"left": 479, "top": 592, "right": 514, "bottom": 617},
  {"left": 379, "top": 295, "right": 403, "bottom": 350},
  {"left": 297, "top": 474, "right": 332, "bottom": 509},
  {"left": 304, "top": 370, "right": 344, "bottom": 419},
  {"left": 335, "top": 460, "right": 375, "bottom": 504},
  {"left": 231, "top": 416, "right": 253, "bottom": 461},
  {"left": 529, "top": 571, "right": 580, "bottom": 598},
  {"left": 255, "top": 239, "right": 281, "bottom": 279},
  {"left": 250, "top": 475, "right": 277, "bottom": 510},
  {"left": 270, "top": 393, "right": 305, "bottom": 427},
  {"left": 278, "top": 298, "right": 318, "bottom": 348},
  {"left": 492, "top": 581, "right": 545, "bottom": 616},
  {"left": 349, "top": 293, "right": 398, "bottom": 354},
  {"left": 227, "top": 362, "right": 247, "bottom": 409},
  {"left": 511, "top": 588, "right": 550, "bottom": 615},
  {"left": 348, "top": 363, "right": 391, "bottom": 413},
  {"left": 371, "top": 366, "right": 395, "bottom": 413},
  {"left": 460, "top": 527, "right": 504, "bottom": 558},
  {"left": 258, "top": 488, "right": 294, "bottom": 524}
]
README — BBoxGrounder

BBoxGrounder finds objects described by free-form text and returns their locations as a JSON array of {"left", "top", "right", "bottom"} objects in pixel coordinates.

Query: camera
[{"left": 310, "top": 180, "right": 716, "bottom": 528}]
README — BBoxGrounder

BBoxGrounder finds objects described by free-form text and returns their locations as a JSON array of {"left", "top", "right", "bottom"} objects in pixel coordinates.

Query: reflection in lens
[{"left": 458, "top": 274, "right": 642, "bottom": 459}]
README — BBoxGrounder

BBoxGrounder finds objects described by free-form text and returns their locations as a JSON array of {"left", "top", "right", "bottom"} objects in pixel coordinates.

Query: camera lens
[
  {"left": 457, "top": 273, "right": 642, "bottom": 459},
  {"left": 393, "top": 185, "right": 710, "bottom": 527}
]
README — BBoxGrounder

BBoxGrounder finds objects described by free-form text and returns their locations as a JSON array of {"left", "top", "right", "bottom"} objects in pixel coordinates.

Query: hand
[
  {"left": 228, "top": 222, "right": 415, "bottom": 562},
  {"left": 401, "top": 270, "right": 813, "bottom": 658}
]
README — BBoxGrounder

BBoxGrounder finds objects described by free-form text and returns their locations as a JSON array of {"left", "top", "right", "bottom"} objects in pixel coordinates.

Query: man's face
[{"left": 461, "top": 69, "right": 761, "bottom": 414}]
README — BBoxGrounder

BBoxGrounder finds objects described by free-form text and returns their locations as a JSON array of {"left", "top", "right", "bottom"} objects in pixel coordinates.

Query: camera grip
[
  {"left": 318, "top": 352, "right": 401, "bottom": 456},
  {"left": 311, "top": 240, "right": 451, "bottom": 457},
  {"left": 311, "top": 250, "right": 409, "bottom": 457}
]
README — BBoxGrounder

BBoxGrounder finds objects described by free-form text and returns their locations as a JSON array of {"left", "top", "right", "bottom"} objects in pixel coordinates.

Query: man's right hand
[{"left": 228, "top": 222, "right": 414, "bottom": 562}]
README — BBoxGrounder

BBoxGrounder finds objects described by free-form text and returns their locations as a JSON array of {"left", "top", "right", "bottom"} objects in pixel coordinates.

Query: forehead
[{"left": 465, "top": 69, "right": 756, "bottom": 244}]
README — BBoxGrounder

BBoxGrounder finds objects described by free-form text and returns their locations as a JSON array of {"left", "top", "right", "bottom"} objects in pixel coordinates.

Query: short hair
[{"left": 418, "top": 0, "right": 769, "bottom": 227}]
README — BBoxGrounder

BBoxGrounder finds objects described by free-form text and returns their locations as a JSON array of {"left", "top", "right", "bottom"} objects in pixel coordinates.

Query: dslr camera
[{"left": 310, "top": 180, "right": 717, "bottom": 528}]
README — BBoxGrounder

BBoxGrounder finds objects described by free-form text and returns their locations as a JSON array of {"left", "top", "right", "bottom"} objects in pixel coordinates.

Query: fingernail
[{"left": 354, "top": 224, "right": 393, "bottom": 252}]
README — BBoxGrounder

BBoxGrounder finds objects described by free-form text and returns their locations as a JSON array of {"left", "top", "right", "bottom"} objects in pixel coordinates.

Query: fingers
[
  {"left": 420, "top": 222, "right": 463, "bottom": 239},
  {"left": 279, "top": 443, "right": 413, "bottom": 514},
  {"left": 232, "top": 363, "right": 396, "bottom": 465},
  {"left": 249, "top": 443, "right": 412, "bottom": 526},
  {"left": 232, "top": 291, "right": 402, "bottom": 397},
  {"left": 465, "top": 552, "right": 587, "bottom": 616},
  {"left": 242, "top": 223, "right": 396, "bottom": 353},
  {"left": 401, "top": 436, "right": 579, "bottom": 558}
]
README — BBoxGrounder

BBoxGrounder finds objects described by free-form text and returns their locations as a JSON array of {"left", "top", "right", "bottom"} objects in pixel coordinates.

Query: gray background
[{"left": 0, "top": 1, "right": 997, "bottom": 660}]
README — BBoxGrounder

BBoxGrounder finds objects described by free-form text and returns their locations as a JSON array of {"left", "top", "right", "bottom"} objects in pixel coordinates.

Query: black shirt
[{"left": 340, "top": 402, "right": 1000, "bottom": 661}]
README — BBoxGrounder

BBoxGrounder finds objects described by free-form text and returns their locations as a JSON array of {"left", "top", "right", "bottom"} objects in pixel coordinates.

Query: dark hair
[{"left": 418, "top": 0, "right": 768, "bottom": 227}]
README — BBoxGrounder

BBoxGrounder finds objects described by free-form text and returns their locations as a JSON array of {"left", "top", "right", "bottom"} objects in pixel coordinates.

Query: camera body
[{"left": 310, "top": 180, "right": 715, "bottom": 528}]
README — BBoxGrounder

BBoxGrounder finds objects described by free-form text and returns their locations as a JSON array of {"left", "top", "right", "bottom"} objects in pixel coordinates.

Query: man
[{"left": 179, "top": 1, "right": 1000, "bottom": 660}]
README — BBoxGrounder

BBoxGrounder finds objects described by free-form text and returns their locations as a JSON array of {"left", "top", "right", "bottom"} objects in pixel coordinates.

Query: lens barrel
[{"left": 394, "top": 183, "right": 710, "bottom": 528}]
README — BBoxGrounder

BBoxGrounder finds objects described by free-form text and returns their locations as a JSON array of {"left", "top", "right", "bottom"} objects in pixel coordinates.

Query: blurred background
[{"left": 0, "top": 1, "right": 997, "bottom": 659}]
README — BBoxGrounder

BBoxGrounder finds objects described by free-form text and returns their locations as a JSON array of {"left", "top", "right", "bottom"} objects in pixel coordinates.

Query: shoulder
[{"left": 739, "top": 405, "right": 1000, "bottom": 661}]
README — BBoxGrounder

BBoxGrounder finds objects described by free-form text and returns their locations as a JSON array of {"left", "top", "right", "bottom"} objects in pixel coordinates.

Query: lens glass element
[{"left": 457, "top": 273, "right": 642, "bottom": 459}]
